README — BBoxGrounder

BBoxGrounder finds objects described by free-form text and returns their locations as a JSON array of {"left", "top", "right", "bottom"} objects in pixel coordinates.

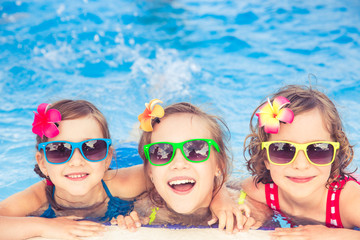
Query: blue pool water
[{"left": 0, "top": 0, "right": 360, "bottom": 201}]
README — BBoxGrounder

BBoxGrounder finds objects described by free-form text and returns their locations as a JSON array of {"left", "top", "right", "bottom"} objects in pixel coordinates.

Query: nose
[
  {"left": 68, "top": 148, "right": 86, "bottom": 166},
  {"left": 170, "top": 149, "right": 190, "bottom": 170},
  {"left": 291, "top": 150, "right": 311, "bottom": 170}
]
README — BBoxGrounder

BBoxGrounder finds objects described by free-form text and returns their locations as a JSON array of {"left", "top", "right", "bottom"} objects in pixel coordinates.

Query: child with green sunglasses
[
  {"left": 241, "top": 85, "right": 360, "bottom": 239},
  {"left": 134, "top": 101, "right": 271, "bottom": 232}
]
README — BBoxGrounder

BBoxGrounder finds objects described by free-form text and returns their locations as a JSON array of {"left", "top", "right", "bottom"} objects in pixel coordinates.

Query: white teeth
[
  {"left": 169, "top": 179, "right": 195, "bottom": 186},
  {"left": 67, "top": 174, "right": 87, "bottom": 179}
]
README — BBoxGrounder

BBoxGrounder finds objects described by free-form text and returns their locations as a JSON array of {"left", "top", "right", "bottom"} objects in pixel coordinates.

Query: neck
[
  {"left": 166, "top": 206, "right": 212, "bottom": 226},
  {"left": 278, "top": 186, "right": 328, "bottom": 216},
  {"left": 53, "top": 182, "right": 107, "bottom": 209}
]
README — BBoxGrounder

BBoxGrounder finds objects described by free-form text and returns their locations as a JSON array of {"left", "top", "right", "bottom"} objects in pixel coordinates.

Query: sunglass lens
[
  {"left": 183, "top": 140, "right": 209, "bottom": 162},
  {"left": 149, "top": 143, "right": 173, "bottom": 165},
  {"left": 45, "top": 142, "right": 72, "bottom": 163},
  {"left": 82, "top": 140, "right": 108, "bottom": 161},
  {"left": 269, "top": 142, "right": 296, "bottom": 164},
  {"left": 307, "top": 143, "right": 334, "bottom": 165}
]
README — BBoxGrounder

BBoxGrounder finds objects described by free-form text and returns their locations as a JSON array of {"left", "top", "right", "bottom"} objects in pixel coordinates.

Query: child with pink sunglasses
[{"left": 241, "top": 85, "right": 360, "bottom": 239}]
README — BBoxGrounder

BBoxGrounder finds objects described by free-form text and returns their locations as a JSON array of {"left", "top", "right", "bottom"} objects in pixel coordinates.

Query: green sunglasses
[{"left": 144, "top": 139, "right": 220, "bottom": 166}]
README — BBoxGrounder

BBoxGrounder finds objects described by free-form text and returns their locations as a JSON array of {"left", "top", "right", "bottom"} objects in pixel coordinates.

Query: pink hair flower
[
  {"left": 138, "top": 99, "right": 165, "bottom": 132},
  {"left": 32, "top": 103, "right": 61, "bottom": 138},
  {"left": 256, "top": 96, "right": 294, "bottom": 134}
]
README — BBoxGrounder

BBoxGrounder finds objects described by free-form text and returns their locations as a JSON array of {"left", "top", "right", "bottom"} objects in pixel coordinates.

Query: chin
[{"left": 170, "top": 204, "right": 196, "bottom": 215}]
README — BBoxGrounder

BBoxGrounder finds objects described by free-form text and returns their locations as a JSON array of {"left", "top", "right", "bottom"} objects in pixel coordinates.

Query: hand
[
  {"left": 111, "top": 211, "right": 148, "bottom": 232},
  {"left": 41, "top": 216, "right": 106, "bottom": 240},
  {"left": 270, "top": 225, "right": 359, "bottom": 240}
]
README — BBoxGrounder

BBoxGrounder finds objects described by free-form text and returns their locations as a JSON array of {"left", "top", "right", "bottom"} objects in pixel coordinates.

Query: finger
[
  {"left": 73, "top": 223, "right": 107, "bottom": 232},
  {"left": 130, "top": 211, "right": 142, "bottom": 228},
  {"left": 238, "top": 204, "right": 251, "bottom": 218},
  {"left": 141, "top": 216, "right": 150, "bottom": 225},
  {"left": 124, "top": 215, "right": 137, "bottom": 232},
  {"left": 233, "top": 208, "right": 244, "bottom": 230},
  {"left": 217, "top": 211, "right": 227, "bottom": 231},
  {"left": 116, "top": 215, "right": 126, "bottom": 229},
  {"left": 69, "top": 228, "right": 104, "bottom": 237},
  {"left": 244, "top": 217, "right": 256, "bottom": 230},
  {"left": 224, "top": 210, "right": 234, "bottom": 234},
  {"left": 207, "top": 215, "right": 218, "bottom": 226},
  {"left": 64, "top": 215, "right": 83, "bottom": 220}
]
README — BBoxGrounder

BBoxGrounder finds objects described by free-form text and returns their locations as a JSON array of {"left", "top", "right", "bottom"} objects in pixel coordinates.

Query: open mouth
[{"left": 168, "top": 179, "right": 196, "bottom": 192}]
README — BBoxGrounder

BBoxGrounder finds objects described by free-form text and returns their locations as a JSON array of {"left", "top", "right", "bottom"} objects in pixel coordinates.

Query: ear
[
  {"left": 147, "top": 166, "right": 153, "bottom": 182},
  {"left": 264, "top": 159, "right": 270, "bottom": 170},
  {"left": 214, "top": 166, "right": 221, "bottom": 177},
  {"left": 105, "top": 146, "right": 114, "bottom": 169},
  {"left": 36, "top": 151, "right": 48, "bottom": 176}
]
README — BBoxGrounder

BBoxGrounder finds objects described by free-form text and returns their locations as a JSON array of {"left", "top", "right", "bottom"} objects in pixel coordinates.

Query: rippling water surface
[{"left": 0, "top": 0, "right": 359, "bottom": 200}]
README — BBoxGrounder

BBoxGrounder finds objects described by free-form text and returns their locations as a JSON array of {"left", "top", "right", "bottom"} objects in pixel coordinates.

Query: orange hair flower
[{"left": 138, "top": 99, "right": 165, "bottom": 132}]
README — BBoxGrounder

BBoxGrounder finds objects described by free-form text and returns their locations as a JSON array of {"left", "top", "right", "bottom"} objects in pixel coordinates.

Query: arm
[
  {"left": 241, "top": 176, "right": 267, "bottom": 204},
  {"left": 0, "top": 181, "right": 105, "bottom": 239},
  {"left": 271, "top": 181, "right": 360, "bottom": 240},
  {"left": 105, "top": 164, "right": 148, "bottom": 199}
]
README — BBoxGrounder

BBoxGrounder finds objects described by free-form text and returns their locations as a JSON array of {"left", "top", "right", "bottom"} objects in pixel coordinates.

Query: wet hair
[
  {"left": 138, "top": 102, "right": 232, "bottom": 207},
  {"left": 33, "top": 99, "right": 111, "bottom": 210},
  {"left": 244, "top": 85, "right": 355, "bottom": 187}
]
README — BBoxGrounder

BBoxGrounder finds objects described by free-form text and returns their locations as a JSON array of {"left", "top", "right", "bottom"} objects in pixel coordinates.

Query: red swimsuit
[{"left": 265, "top": 177, "right": 359, "bottom": 228}]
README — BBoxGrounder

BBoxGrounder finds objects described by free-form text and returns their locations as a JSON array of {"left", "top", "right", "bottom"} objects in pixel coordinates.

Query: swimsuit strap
[
  {"left": 40, "top": 186, "right": 56, "bottom": 218},
  {"left": 265, "top": 183, "right": 280, "bottom": 211},
  {"left": 326, "top": 176, "right": 358, "bottom": 228},
  {"left": 100, "top": 180, "right": 134, "bottom": 222}
]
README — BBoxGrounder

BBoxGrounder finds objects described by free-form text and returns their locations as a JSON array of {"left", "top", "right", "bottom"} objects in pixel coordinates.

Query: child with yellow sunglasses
[{"left": 242, "top": 85, "right": 360, "bottom": 239}]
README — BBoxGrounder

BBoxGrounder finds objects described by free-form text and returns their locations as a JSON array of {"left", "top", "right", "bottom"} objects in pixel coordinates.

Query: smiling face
[
  {"left": 36, "top": 116, "right": 112, "bottom": 200},
  {"left": 147, "top": 113, "right": 219, "bottom": 214},
  {"left": 266, "top": 108, "right": 333, "bottom": 200}
]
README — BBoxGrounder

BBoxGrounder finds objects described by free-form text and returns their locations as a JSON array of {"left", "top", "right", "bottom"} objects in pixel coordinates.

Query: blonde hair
[
  {"left": 138, "top": 102, "right": 232, "bottom": 207},
  {"left": 244, "top": 85, "right": 354, "bottom": 186}
]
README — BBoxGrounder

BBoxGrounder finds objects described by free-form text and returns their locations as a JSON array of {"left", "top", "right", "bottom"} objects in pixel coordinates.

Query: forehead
[
  {"left": 269, "top": 108, "right": 332, "bottom": 142},
  {"left": 53, "top": 116, "right": 104, "bottom": 142},
  {"left": 151, "top": 113, "right": 211, "bottom": 143}
]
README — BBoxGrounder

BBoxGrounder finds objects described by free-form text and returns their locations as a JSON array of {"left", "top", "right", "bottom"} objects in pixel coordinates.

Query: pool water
[{"left": 0, "top": 0, "right": 360, "bottom": 202}]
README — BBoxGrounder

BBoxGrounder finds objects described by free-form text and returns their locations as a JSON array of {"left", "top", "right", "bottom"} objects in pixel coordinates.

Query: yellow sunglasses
[{"left": 261, "top": 141, "right": 340, "bottom": 166}]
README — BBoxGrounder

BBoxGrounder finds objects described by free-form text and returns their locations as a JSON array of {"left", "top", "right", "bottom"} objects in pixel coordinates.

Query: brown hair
[
  {"left": 34, "top": 100, "right": 111, "bottom": 210},
  {"left": 138, "top": 102, "right": 232, "bottom": 207},
  {"left": 244, "top": 85, "right": 355, "bottom": 187}
]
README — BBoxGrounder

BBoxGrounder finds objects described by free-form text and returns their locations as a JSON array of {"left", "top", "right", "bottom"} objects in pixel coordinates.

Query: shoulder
[
  {"left": 241, "top": 177, "right": 266, "bottom": 204},
  {"left": 103, "top": 164, "right": 147, "bottom": 199},
  {"left": 0, "top": 181, "right": 47, "bottom": 216},
  {"left": 339, "top": 179, "right": 360, "bottom": 228}
]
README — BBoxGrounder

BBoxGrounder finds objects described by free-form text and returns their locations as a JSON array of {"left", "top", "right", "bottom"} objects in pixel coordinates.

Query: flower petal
[
  {"left": 277, "top": 108, "right": 294, "bottom": 124},
  {"left": 32, "top": 124, "right": 44, "bottom": 138},
  {"left": 263, "top": 117, "right": 280, "bottom": 134},
  {"left": 257, "top": 113, "right": 273, "bottom": 127},
  {"left": 46, "top": 109, "right": 61, "bottom": 123},
  {"left": 37, "top": 103, "right": 49, "bottom": 115},
  {"left": 258, "top": 101, "right": 274, "bottom": 115},
  {"left": 149, "top": 99, "right": 163, "bottom": 110},
  {"left": 43, "top": 123, "right": 60, "bottom": 138},
  {"left": 140, "top": 119, "right": 153, "bottom": 132},
  {"left": 273, "top": 96, "right": 290, "bottom": 110},
  {"left": 149, "top": 105, "right": 164, "bottom": 118}
]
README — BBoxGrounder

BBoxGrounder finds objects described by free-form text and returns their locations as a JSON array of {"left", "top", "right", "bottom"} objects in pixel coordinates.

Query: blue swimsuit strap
[
  {"left": 100, "top": 179, "right": 134, "bottom": 222},
  {"left": 40, "top": 186, "right": 56, "bottom": 218},
  {"left": 40, "top": 180, "right": 134, "bottom": 221}
]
